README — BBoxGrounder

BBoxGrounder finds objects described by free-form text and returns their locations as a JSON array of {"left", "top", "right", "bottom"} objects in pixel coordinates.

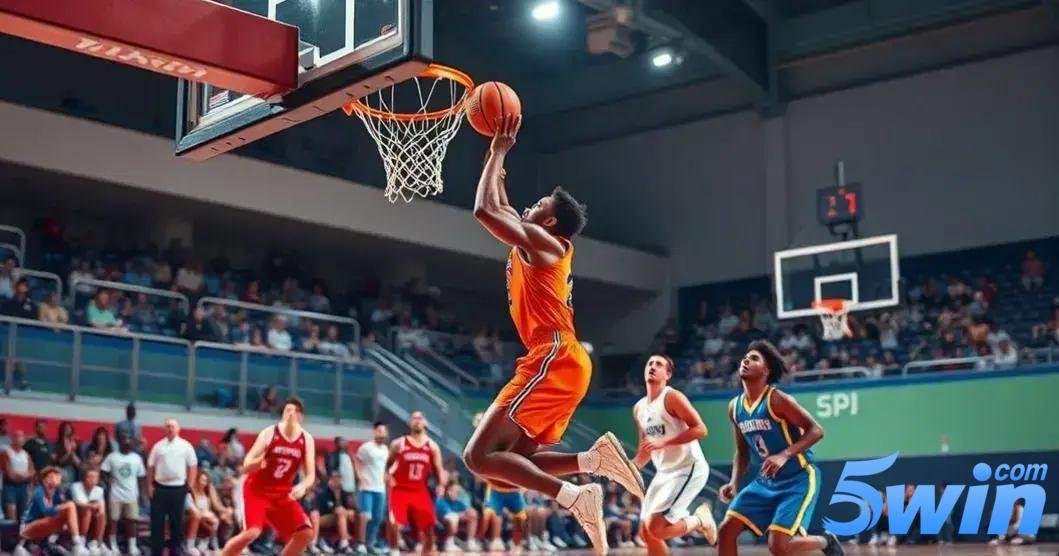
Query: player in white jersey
[{"left": 633, "top": 354, "right": 718, "bottom": 555}]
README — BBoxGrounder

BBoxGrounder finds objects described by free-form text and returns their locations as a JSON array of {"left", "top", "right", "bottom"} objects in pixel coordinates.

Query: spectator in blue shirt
[
  {"left": 13, "top": 466, "right": 88, "bottom": 556},
  {"left": 436, "top": 480, "right": 480, "bottom": 553}
]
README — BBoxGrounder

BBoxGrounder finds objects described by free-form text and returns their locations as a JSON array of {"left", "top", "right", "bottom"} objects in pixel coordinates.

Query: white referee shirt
[{"left": 147, "top": 436, "right": 197, "bottom": 486}]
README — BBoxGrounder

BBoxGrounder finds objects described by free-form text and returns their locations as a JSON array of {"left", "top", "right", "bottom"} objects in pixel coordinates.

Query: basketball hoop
[
  {"left": 812, "top": 299, "right": 852, "bottom": 341},
  {"left": 342, "top": 64, "right": 474, "bottom": 203}
]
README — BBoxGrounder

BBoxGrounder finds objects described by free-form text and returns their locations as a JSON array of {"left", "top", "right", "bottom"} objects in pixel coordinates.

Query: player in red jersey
[
  {"left": 387, "top": 412, "right": 446, "bottom": 556},
  {"left": 220, "top": 398, "right": 316, "bottom": 556}
]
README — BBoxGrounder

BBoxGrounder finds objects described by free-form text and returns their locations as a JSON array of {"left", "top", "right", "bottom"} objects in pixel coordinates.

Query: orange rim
[
  {"left": 811, "top": 299, "right": 849, "bottom": 314},
  {"left": 341, "top": 64, "right": 474, "bottom": 122}
]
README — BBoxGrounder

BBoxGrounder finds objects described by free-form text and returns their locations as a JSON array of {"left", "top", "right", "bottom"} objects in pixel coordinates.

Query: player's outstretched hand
[
  {"left": 718, "top": 482, "right": 736, "bottom": 504},
  {"left": 490, "top": 114, "right": 522, "bottom": 155},
  {"left": 759, "top": 452, "right": 789, "bottom": 479},
  {"left": 289, "top": 483, "right": 307, "bottom": 500}
]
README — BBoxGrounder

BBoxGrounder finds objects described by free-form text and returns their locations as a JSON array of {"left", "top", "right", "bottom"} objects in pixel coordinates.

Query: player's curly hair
[
  {"left": 550, "top": 187, "right": 588, "bottom": 239},
  {"left": 747, "top": 340, "right": 787, "bottom": 384}
]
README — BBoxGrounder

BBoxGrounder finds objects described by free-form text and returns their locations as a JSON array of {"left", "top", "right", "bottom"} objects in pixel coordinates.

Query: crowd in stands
[
  {"left": 0, "top": 230, "right": 482, "bottom": 367},
  {"left": 639, "top": 247, "right": 1058, "bottom": 396}
]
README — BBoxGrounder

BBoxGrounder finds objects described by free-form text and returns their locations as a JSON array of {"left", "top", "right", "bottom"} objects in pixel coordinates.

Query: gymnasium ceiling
[{"left": 0, "top": 0, "right": 1055, "bottom": 210}]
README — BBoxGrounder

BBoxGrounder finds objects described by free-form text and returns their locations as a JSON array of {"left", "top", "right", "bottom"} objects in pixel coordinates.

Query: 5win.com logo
[{"left": 823, "top": 452, "right": 1047, "bottom": 537}]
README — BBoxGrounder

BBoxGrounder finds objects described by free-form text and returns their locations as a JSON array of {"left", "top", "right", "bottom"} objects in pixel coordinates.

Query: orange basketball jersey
[{"left": 506, "top": 241, "right": 576, "bottom": 347}]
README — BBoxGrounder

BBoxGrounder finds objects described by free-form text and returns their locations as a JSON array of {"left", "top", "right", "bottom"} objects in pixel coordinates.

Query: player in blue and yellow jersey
[
  {"left": 717, "top": 340, "right": 843, "bottom": 556},
  {"left": 482, "top": 484, "right": 528, "bottom": 551}
]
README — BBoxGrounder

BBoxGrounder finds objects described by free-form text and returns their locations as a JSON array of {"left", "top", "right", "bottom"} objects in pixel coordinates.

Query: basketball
[{"left": 465, "top": 81, "right": 522, "bottom": 137}]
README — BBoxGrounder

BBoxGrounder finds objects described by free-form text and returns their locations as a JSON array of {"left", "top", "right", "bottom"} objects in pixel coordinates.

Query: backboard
[
  {"left": 774, "top": 234, "right": 901, "bottom": 319},
  {"left": 176, "top": 0, "right": 433, "bottom": 161}
]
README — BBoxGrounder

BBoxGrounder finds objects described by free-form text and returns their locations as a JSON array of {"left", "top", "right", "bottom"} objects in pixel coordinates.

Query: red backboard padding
[{"left": 0, "top": 0, "right": 298, "bottom": 96}]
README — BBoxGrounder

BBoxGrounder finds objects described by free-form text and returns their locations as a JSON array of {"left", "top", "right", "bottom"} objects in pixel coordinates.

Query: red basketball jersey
[
  {"left": 391, "top": 436, "right": 435, "bottom": 492},
  {"left": 246, "top": 425, "right": 306, "bottom": 496}
]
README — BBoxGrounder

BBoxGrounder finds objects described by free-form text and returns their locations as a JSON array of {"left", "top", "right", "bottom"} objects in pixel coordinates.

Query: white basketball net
[
  {"left": 817, "top": 302, "right": 851, "bottom": 341},
  {"left": 350, "top": 74, "right": 468, "bottom": 204}
]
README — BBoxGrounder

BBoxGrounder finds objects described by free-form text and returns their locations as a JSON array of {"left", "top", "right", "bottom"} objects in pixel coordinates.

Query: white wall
[
  {"left": 541, "top": 45, "right": 1059, "bottom": 292},
  {"left": 0, "top": 102, "right": 668, "bottom": 295}
]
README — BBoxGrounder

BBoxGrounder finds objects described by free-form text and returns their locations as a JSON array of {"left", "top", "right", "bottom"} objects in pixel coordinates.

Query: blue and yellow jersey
[{"left": 730, "top": 385, "right": 814, "bottom": 481}]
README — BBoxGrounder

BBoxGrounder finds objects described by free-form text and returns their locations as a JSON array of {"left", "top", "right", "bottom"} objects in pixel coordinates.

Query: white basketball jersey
[{"left": 635, "top": 386, "right": 706, "bottom": 473}]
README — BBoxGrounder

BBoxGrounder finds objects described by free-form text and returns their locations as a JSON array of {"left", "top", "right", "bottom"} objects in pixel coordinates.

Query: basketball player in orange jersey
[
  {"left": 387, "top": 412, "right": 446, "bottom": 556},
  {"left": 464, "top": 114, "right": 645, "bottom": 555},
  {"left": 219, "top": 398, "right": 315, "bottom": 556}
]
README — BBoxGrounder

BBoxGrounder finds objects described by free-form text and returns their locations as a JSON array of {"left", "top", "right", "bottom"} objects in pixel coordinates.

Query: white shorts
[{"left": 640, "top": 460, "right": 709, "bottom": 524}]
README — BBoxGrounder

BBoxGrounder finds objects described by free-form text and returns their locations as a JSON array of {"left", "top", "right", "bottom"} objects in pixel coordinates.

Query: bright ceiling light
[
  {"left": 651, "top": 50, "right": 674, "bottom": 68},
  {"left": 532, "top": 1, "right": 560, "bottom": 21}
]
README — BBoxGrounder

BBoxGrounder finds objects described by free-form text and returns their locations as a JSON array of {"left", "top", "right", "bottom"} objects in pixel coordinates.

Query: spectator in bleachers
[
  {"left": 242, "top": 280, "right": 263, "bottom": 304},
  {"left": 700, "top": 325, "right": 725, "bottom": 358},
  {"left": 1, "top": 278, "right": 36, "bottom": 319},
  {"left": 123, "top": 261, "right": 153, "bottom": 288},
  {"left": 81, "top": 427, "right": 112, "bottom": 461},
  {"left": 1021, "top": 250, "right": 1045, "bottom": 291},
  {"left": 436, "top": 479, "right": 479, "bottom": 553},
  {"left": 655, "top": 318, "right": 681, "bottom": 355},
  {"left": 395, "top": 317, "right": 430, "bottom": 353},
  {"left": 218, "top": 429, "right": 245, "bottom": 470},
  {"left": 55, "top": 421, "right": 82, "bottom": 484},
  {"left": 717, "top": 306, "right": 739, "bottom": 337},
  {"left": 115, "top": 403, "right": 144, "bottom": 454},
  {"left": 257, "top": 386, "right": 281, "bottom": 414},
  {"left": 326, "top": 437, "right": 356, "bottom": 511},
  {"left": 38, "top": 292, "right": 69, "bottom": 325},
  {"left": 182, "top": 307, "right": 215, "bottom": 342},
  {"left": 302, "top": 322, "right": 323, "bottom": 353},
  {"left": 205, "top": 305, "right": 230, "bottom": 341},
  {"left": 309, "top": 284, "right": 332, "bottom": 314},
  {"left": 882, "top": 351, "right": 900, "bottom": 374},
  {"left": 2, "top": 430, "right": 34, "bottom": 525},
  {"left": 175, "top": 261, "right": 205, "bottom": 296},
  {"left": 86, "top": 290, "right": 126, "bottom": 332},
  {"left": 69, "top": 259, "right": 97, "bottom": 295},
  {"left": 319, "top": 324, "right": 353, "bottom": 360},
  {"left": 25, "top": 420, "right": 55, "bottom": 473},
  {"left": 70, "top": 466, "right": 107, "bottom": 554},
  {"left": 101, "top": 434, "right": 146, "bottom": 555},
  {"left": 248, "top": 327, "right": 269, "bottom": 351},
  {"left": 12, "top": 466, "right": 89, "bottom": 556},
  {"left": 0, "top": 256, "right": 17, "bottom": 298},
  {"left": 993, "top": 337, "right": 1019, "bottom": 368},
  {"left": 267, "top": 315, "right": 293, "bottom": 351},
  {"left": 131, "top": 292, "right": 155, "bottom": 328},
  {"left": 196, "top": 437, "right": 217, "bottom": 468},
  {"left": 185, "top": 471, "right": 222, "bottom": 554},
  {"left": 311, "top": 470, "right": 358, "bottom": 554},
  {"left": 355, "top": 422, "right": 389, "bottom": 554}
]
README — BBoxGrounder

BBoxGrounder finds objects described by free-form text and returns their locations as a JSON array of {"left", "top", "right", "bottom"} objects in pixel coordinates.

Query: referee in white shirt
[{"left": 147, "top": 418, "right": 197, "bottom": 555}]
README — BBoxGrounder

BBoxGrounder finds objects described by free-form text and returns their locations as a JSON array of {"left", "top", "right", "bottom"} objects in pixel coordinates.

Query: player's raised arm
[
  {"left": 242, "top": 427, "right": 275, "bottom": 474},
  {"left": 661, "top": 389, "right": 708, "bottom": 446},
  {"left": 290, "top": 432, "right": 317, "bottom": 500},
  {"left": 473, "top": 115, "right": 565, "bottom": 264},
  {"left": 759, "top": 390, "right": 825, "bottom": 479}
]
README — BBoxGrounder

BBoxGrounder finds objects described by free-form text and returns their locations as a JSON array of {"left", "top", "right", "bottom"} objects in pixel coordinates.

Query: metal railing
[
  {"left": 14, "top": 268, "right": 63, "bottom": 298},
  {"left": 0, "top": 225, "right": 26, "bottom": 264},
  {"left": 197, "top": 297, "right": 360, "bottom": 347},
  {"left": 1024, "top": 345, "right": 1059, "bottom": 364},
  {"left": 1, "top": 315, "right": 373, "bottom": 423},
  {"left": 902, "top": 356, "right": 992, "bottom": 375},
  {"left": 0, "top": 242, "right": 22, "bottom": 266},
  {"left": 69, "top": 277, "right": 191, "bottom": 313},
  {"left": 791, "top": 366, "right": 872, "bottom": 382}
]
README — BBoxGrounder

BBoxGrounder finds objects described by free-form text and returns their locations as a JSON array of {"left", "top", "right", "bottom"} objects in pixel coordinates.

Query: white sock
[
  {"left": 74, "top": 536, "right": 86, "bottom": 546},
  {"left": 577, "top": 451, "right": 601, "bottom": 473},
  {"left": 110, "top": 535, "right": 119, "bottom": 548},
  {"left": 682, "top": 515, "right": 702, "bottom": 533},
  {"left": 186, "top": 539, "right": 195, "bottom": 550},
  {"left": 340, "top": 539, "right": 351, "bottom": 548},
  {"left": 555, "top": 481, "right": 580, "bottom": 508},
  {"left": 129, "top": 537, "right": 138, "bottom": 548}
]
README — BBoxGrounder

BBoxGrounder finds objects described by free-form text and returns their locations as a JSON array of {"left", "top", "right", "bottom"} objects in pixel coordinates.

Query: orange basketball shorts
[{"left": 494, "top": 331, "right": 592, "bottom": 445}]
